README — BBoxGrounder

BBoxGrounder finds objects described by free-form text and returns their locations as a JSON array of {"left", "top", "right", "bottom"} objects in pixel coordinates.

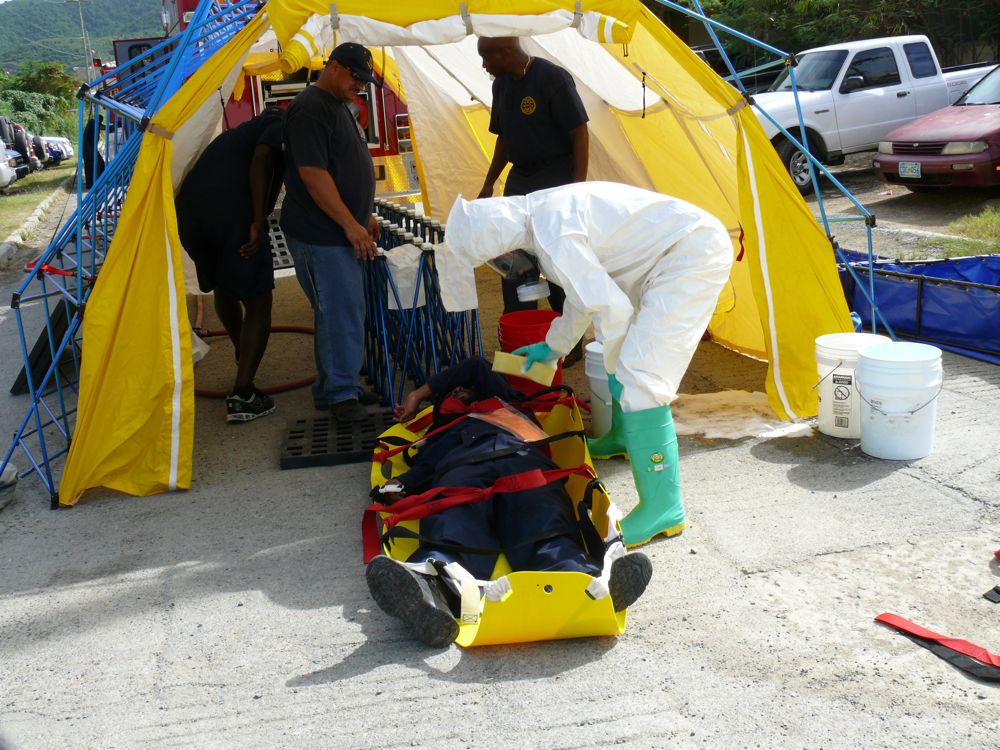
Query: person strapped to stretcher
[{"left": 364, "top": 356, "right": 652, "bottom": 648}]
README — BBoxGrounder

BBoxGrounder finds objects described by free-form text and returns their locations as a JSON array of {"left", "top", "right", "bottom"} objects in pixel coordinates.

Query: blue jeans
[{"left": 286, "top": 237, "right": 365, "bottom": 406}]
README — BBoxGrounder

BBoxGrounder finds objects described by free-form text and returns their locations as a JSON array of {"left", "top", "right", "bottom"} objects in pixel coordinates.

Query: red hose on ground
[{"left": 194, "top": 325, "right": 317, "bottom": 398}]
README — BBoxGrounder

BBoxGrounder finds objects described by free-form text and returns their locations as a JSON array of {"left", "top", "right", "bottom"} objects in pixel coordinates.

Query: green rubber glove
[{"left": 512, "top": 342, "right": 555, "bottom": 371}]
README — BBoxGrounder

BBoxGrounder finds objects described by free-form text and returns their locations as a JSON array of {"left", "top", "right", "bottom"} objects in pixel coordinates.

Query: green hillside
[{"left": 0, "top": 0, "right": 163, "bottom": 72}]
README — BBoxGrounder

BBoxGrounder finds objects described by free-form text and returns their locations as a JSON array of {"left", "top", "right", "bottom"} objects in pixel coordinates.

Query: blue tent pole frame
[{"left": 0, "top": 0, "right": 263, "bottom": 502}]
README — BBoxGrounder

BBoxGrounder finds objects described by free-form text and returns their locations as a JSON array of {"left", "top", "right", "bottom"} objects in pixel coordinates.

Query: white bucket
[
  {"left": 590, "top": 392, "right": 614, "bottom": 438},
  {"left": 584, "top": 341, "right": 612, "bottom": 437},
  {"left": 815, "top": 332, "right": 891, "bottom": 438},
  {"left": 856, "top": 342, "right": 943, "bottom": 460}
]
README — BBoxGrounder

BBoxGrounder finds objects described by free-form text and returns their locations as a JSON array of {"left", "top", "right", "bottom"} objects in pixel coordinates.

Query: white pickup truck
[{"left": 752, "top": 35, "right": 996, "bottom": 193}]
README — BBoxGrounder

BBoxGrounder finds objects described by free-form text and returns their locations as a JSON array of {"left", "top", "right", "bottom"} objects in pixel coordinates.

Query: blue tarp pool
[{"left": 839, "top": 250, "right": 1000, "bottom": 365}]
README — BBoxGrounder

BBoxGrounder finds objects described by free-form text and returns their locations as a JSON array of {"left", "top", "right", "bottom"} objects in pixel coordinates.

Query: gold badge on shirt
[{"left": 520, "top": 96, "right": 537, "bottom": 115}]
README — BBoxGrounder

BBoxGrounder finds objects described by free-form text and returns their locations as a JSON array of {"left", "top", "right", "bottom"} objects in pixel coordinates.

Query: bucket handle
[
  {"left": 855, "top": 380, "right": 943, "bottom": 418},
  {"left": 811, "top": 360, "right": 844, "bottom": 390}
]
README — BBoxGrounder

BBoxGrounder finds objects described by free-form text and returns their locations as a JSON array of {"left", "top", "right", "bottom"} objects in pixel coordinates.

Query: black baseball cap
[{"left": 329, "top": 42, "right": 379, "bottom": 86}]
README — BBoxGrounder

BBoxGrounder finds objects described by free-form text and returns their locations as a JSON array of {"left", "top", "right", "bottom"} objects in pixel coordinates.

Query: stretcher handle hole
[{"left": 543, "top": 584, "right": 553, "bottom": 593}]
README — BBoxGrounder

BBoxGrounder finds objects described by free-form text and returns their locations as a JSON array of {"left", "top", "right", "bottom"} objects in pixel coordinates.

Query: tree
[
  {"left": 695, "top": 0, "right": 1000, "bottom": 68},
  {"left": 14, "top": 61, "right": 78, "bottom": 101}
]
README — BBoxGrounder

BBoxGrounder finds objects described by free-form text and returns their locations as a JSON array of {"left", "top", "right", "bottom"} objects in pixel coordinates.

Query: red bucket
[{"left": 497, "top": 309, "right": 563, "bottom": 393}]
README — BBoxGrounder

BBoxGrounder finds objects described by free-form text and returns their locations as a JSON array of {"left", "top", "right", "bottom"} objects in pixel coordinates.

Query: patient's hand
[{"left": 394, "top": 391, "right": 423, "bottom": 422}]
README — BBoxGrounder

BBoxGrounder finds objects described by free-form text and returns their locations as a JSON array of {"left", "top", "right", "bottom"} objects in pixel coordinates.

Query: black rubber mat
[{"left": 280, "top": 409, "right": 397, "bottom": 469}]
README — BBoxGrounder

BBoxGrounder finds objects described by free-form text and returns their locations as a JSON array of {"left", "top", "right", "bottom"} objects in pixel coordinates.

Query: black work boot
[
  {"left": 365, "top": 555, "right": 459, "bottom": 647},
  {"left": 608, "top": 552, "right": 653, "bottom": 612}
]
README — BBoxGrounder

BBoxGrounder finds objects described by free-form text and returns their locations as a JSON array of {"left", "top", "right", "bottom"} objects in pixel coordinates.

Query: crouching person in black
[{"left": 365, "top": 356, "right": 653, "bottom": 647}]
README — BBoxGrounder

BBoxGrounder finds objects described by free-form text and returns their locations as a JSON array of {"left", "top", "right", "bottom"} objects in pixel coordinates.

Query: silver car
[{"left": 1, "top": 148, "right": 19, "bottom": 190}]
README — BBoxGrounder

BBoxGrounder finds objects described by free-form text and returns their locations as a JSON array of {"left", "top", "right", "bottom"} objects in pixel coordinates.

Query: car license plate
[{"left": 898, "top": 161, "right": 922, "bottom": 178}]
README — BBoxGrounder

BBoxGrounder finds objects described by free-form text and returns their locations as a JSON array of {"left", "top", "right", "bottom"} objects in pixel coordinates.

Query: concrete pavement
[{"left": 0, "top": 269, "right": 997, "bottom": 748}]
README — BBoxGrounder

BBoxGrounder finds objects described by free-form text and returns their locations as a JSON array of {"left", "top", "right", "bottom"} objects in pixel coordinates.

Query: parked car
[
  {"left": 873, "top": 64, "right": 1000, "bottom": 190},
  {"left": 752, "top": 35, "right": 997, "bottom": 193},
  {"left": 0, "top": 148, "right": 18, "bottom": 190},
  {"left": 42, "top": 139, "right": 63, "bottom": 165},
  {"left": 0, "top": 115, "right": 15, "bottom": 150},
  {"left": 10, "top": 122, "right": 34, "bottom": 170},
  {"left": 45, "top": 136, "right": 74, "bottom": 159},
  {"left": 31, "top": 134, "right": 44, "bottom": 161},
  {"left": 5, "top": 145, "right": 29, "bottom": 180}
]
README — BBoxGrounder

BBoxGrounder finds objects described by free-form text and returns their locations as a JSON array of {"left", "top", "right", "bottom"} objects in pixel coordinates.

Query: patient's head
[{"left": 447, "top": 385, "right": 478, "bottom": 404}]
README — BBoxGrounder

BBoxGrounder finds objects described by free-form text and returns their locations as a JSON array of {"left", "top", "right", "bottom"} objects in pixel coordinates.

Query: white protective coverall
[{"left": 443, "top": 181, "right": 734, "bottom": 412}]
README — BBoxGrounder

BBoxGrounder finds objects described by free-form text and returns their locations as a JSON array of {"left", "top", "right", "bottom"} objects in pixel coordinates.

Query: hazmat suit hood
[{"left": 445, "top": 195, "right": 533, "bottom": 265}]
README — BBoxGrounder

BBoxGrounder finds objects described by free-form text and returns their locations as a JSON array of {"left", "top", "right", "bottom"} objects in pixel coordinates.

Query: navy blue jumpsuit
[{"left": 394, "top": 358, "right": 600, "bottom": 580}]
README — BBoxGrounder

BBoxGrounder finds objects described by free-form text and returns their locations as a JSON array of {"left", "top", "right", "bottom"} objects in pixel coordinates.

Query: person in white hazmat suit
[{"left": 442, "top": 181, "right": 733, "bottom": 546}]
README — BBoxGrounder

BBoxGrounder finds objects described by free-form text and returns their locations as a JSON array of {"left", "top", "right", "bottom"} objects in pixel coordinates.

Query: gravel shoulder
[{"left": 807, "top": 153, "right": 1000, "bottom": 259}]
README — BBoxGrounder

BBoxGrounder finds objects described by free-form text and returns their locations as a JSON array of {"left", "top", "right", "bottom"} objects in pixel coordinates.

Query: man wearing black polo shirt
[
  {"left": 281, "top": 42, "right": 380, "bottom": 422},
  {"left": 477, "top": 36, "right": 589, "bottom": 346}
]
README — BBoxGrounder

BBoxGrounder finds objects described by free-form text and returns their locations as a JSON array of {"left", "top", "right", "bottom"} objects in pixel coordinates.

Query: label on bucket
[{"left": 829, "top": 373, "right": 853, "bottom": 428}]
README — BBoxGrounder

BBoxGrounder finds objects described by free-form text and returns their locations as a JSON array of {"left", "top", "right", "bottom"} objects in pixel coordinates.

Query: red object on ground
[
  {"left": 875, "top": 612, "right": 1000, "bottom": 681},
  {"left": 497, "top": 309, "right": 563, "bottom": 393}
]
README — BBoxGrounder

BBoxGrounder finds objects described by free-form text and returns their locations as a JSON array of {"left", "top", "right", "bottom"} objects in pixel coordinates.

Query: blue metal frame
[{"left": 367, "top": 200, "right": 484, "bottom": 408}]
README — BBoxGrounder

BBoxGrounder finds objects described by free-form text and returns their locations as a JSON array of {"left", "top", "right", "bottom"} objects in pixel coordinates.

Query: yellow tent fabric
[{"left": 59, "top": 0, "right": 850, "bottom": 504}]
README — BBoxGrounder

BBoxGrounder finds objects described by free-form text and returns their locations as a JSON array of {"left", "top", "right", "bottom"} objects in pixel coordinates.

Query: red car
[{"left": 873, "top": 63, "right": 1000, "bottom": 190}]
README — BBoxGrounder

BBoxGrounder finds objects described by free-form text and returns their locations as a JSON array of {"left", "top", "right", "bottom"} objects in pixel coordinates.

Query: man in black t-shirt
[
  {"left": 281, "top": 43, "right": 380, "bottom": 423},
  {"left": 176, "top": 107, "right": 284, "bottom": 423},
  {"left": 476, "top": 36, "right": 589, "bottom": 340}
]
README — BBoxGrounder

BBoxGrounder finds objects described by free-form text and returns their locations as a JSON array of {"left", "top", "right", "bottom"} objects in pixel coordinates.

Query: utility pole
[{"left": 66, "top": 0, "right": 91, "bottom": 83}]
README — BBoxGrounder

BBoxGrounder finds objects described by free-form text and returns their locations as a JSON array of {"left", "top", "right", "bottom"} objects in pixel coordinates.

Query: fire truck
[{"left": 115, "top": 0, "right": 421, "bottom": 200}]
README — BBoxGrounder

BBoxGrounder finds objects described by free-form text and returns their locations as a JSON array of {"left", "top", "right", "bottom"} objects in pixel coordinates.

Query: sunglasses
[{"left": 346, "top": 68, "right": 366, "bottom": 85}]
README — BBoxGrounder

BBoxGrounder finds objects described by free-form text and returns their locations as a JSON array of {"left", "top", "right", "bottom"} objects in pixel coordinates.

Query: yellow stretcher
[{"left": 366, "top": 392, "right": 629, "bottom": 647}]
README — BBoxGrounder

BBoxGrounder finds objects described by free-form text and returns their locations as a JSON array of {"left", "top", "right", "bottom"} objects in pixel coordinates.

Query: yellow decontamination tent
[{"left": 59, "top": 0, "right": 851, "bottom": 505}]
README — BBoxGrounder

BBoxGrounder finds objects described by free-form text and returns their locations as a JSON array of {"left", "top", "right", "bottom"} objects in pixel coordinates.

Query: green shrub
[{"left": 0, "top": 89, "right": 76, "bottom": 139}]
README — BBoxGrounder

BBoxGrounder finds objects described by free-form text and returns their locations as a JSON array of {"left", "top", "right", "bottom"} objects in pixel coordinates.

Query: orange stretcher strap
[
  {"left": 372, "top": 393, "right": 585, "bottom": 464},
  {"left": 362, "top": 464, "right": 596, "bottom": 563}
]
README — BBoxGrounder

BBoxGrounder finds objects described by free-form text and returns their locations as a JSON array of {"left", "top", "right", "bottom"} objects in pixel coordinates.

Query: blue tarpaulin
[{"left": 839, "top": 252, "right": 1000, "bottom": 365}]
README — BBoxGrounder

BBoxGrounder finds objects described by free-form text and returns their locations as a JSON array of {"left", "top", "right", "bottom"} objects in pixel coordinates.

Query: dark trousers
[{"left": 408, "top": 452, "right": 599, "bottom": 580}]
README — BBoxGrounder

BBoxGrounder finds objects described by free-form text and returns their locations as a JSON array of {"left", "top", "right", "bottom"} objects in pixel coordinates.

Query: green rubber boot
[
  {"left": 619, "top": 404, "right": 685, "bottom": 547},
  {"left": 587, "top": 374, "right": 627, "bottom": 459}
]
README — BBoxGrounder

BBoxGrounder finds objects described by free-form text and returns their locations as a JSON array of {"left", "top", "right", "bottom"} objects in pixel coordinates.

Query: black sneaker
[
  {"left": 226, "top": 390, "right": 276, "bottom": 423},
  {"left": 608, "top": 553, "right": 653, "bottom": 612},
  {"left": 330, "top": 398, "right": 368, "bottom": 422},
  {"left": 366, "top": 555, "right": 459, "bottom": 648}
]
